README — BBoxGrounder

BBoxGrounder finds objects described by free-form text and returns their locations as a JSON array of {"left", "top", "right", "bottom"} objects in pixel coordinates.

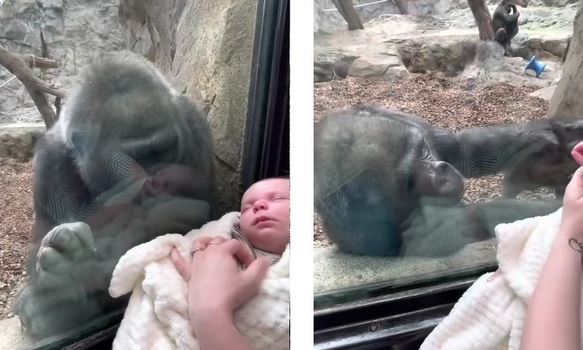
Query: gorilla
[
  {"left": 314, "top": 105, "right": 568, "bottom": 257},
  {"left": 492, "top": 0, "right": 528, "bottom": 54},
  {"left": 438, "top": 118, "right": 583, "bottom": 198},
  {"left": 15, "top": 51, "right": 215, "bottom": 338}
]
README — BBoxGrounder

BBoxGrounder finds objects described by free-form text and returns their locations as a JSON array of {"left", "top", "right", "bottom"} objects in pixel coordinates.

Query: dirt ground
[
  {"left": 0, "top": 158, "right": 34, "bottom": 319},
  {"left": 314, "top": 73, "right": 553, "bottom": 246}
]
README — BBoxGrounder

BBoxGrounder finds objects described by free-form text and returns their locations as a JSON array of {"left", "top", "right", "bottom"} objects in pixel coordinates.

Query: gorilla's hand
[
  {"left": 16, "top": 222, "right": 105, "bottom": 338},
  {"left": 34, "top": 222, "right": 98, "bottom": 289}
]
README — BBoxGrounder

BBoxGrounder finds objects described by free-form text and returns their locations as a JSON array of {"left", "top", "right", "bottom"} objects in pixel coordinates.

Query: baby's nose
[{"left": 253, "top": 200, "right": 268, "bottom": 212}]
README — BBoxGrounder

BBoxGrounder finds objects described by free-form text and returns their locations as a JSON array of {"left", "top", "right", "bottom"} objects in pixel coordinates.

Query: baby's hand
[{"left": 560, "top": 142, "right": 583, "bottom": 240}]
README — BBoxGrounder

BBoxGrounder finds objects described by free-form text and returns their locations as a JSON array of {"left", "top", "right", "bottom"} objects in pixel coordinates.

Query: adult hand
[
  {"left": 560, "top": 141, "right": 583, "bottom": 240},
  {"left": 171, "top": 236, "right": 271, "bottom": 323}
]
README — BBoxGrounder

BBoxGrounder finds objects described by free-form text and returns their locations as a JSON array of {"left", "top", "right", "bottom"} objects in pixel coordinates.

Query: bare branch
[
  {"left": 0, "top": 45, "right": 65, "bottom": 128},
  {"left": 21, "top": 55, "right": 59, "bottom": 69}
]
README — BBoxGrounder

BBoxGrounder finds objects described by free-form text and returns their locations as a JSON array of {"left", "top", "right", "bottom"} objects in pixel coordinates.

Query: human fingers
[
  {"left": 191, "top": 235, "right": 214, "bottom": 249},
  {"left": 207, "top": 236, "right": 227, "bottom": 246},
  {"left": 170, "top": 248, "right": 191, "bottom": 281},
  {"left": 572, "top": 141, "right": 583, "bottom": 166},
  {"left": 190, "top": 237, "right": 212, "bottom": 260},
  {"left": 222, "top": 239, "right": 256, "bottom": 266},
  {"left": 571, "top": 167, "right": 583, "bottom": 187},
  {"left": 240, "top": 256, "right": 270, "bottom": 294}
]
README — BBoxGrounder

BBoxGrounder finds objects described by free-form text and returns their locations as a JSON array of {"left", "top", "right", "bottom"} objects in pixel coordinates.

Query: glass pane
[
  {"left": 314, "top": 0, "right": 576, "bottom": 306},
  {"left": 0, "top": 0, "right": 262, "bottom": 345}
]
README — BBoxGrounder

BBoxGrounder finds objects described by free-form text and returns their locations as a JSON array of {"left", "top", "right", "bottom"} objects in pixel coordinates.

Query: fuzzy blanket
[
  {"left": 109, "top": 212, "right": 289, "bottom": 350},
  {"left": 420, "top": 209, "right": 578, "bottom": 350}
]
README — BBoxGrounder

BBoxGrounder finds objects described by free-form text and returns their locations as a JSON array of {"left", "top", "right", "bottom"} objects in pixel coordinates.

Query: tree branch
[
  {"left": 21, "top": 54, "right": 59, "bottom": 69},
  {"left": 0, "top": 45, "right": 65, "bottom": 128}
]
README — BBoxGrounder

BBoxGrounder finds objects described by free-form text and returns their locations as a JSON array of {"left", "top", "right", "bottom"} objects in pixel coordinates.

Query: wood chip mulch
[
  {"left": 314, "top": 73, "right": 552, "bottom": 246},
  {"left": 0, "top": 158, "right": 34, "bottom": 319}
]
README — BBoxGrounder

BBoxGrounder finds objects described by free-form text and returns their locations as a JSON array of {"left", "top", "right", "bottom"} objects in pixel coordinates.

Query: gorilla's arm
[
  {"left": 17, "top": 198, "right": 210, "bottom": 338},
  {"left": 401, "top": 199, "right": 561, "bottom": 257},
  {"left": 33, "top": 130, "right": 153, "bottom": 233},
  {"left": 435, "top": 123, "right": 557, "bottom": 178},
  {"left": 494, "top": 4, "right": 519, "bottom": 24}
]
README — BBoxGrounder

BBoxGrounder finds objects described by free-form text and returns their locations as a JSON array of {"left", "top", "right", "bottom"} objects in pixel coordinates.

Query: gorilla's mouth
[
  {"left": 416, "top": 161, "right": 465, "bottom": 203},
  {"left": 437, "top": 175, "right": 464, "bottom": 202}
]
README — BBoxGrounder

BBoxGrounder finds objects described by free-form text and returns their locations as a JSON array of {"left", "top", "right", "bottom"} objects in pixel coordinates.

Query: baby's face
[{"left": 239, "top": 178, "right": 290, "bottom": 254}]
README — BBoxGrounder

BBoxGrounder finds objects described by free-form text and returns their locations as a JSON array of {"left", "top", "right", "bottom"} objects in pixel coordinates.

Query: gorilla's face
[
  {"left": 405, "top": 130, "right": 464, "bottom": 203},
  {"left": 314, "top": 106, "right": 465, "bottom": 256},
  {"left": 373, "top": 116, "right": 464, "bottom": 211},
  {"left": 315, "top": 107, "right": 465, "bottom": 226}
]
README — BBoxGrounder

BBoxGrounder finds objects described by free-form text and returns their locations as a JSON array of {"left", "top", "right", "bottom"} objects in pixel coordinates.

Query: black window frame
[{"left": 314, "top": 262, "right": 498, "bottom": 349}]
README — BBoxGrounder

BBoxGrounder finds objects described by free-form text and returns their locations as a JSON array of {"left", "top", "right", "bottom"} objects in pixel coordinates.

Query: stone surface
[
  {"left": 314, "top": 4, "right": 575, "bottom": 85},
  {"left": 314, "top": 51, "right": 358, "bottom": 82},
  {"left": 1, "top": 0, "right": 258, "bottom": 213},
  {"left": 314, "top": 239, "right": 496, "bottom": 293},
  {"left": 0, "top": 124, "right": 45, "bottom": 161},
  {"left": 348, "top": 54, "right": 401, "bottom": 80},
  {"left": 0, "top": 0, "right": 127, "bottom": 116},
  {"left": 549, "top": 4, "right": 583, "bottom": 118},
  {"left": 398, "top": 39, "right": 477, "bottom": 76},
  {"left": 383, "top": 65, "right": 410, "bottom": 81},
  {"left": 510, "top": 35, "right": 571, "bottom": 61},
  {"left": 529, "top": 85, "right": 557, "bottom": 100},
  {"left": 121, "top": 0, "right": 258, "bottom": 213},
  {"left": 0, "top": 316, "right": 33, "bottom": 349},
  {"left": 314, "top": 0, "right": 470, "bottom": 33}
]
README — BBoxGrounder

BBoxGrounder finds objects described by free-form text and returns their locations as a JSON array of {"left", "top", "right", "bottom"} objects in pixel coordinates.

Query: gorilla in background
[
  {"left": 314, "top": 105, "right": 571, "bottom": 257},
  {"left": 15, "top": 51, "right": 215, "bottom": 338},
  {"left": 492, "top": 0, "right": 529, "bottom": 54}
]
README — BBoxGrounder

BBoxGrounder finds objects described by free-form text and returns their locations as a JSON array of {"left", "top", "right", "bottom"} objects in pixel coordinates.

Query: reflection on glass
[
  {"left": 313, "top": 0, "right": 576, "bottom": 306},
  {"left": 13, "top": 51, "right": 214, "bottom": 338}
]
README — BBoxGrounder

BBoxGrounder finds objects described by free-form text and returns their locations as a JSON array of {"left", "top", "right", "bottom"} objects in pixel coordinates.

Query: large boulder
[
  {"left": 0, "top": 0, "right": 126, "bottom": 115},
  {"left": 398, "top": 39, "right": 477, "bottom": 76},
  {"left": 509, "top": 34, "right": 570, "bottom": 61},
  {"left": 0, "top": 124, "right": 44, "bottom": 161},
  {"left": 120, "top": 0, "right": 259, "bottom": 212},
  {"left": 549, "top": 4, "right": 583, "bottom": 118}
]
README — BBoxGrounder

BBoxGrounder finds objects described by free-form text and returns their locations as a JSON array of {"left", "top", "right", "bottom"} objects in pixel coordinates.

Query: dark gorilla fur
[
  {"left": 16, "top": 51, "right": 215, "bottom": 338},
  {"left": 492, "top": 0, "right": 528, "bottom": 53},
  {"left": 315, "top": 105, "right": 562, "bottom": 257}
]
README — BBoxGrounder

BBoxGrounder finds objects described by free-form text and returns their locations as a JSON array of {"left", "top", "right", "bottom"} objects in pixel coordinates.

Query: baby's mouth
[{"left": 253, "top": 216, "right": 274, "bottom": 226}]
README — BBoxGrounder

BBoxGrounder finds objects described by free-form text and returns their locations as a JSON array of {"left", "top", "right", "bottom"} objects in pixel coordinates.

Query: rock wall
[
  {"left": 0, "top": 125, "right": 44, "bottom": 161},
  {"left": 1, "top": 0, "right": 258, "bottom": 213},
  {"left": 120, "top": 0, "right": 258, "bottom": 213},
  {"left": 314, "top": 0, "right": 469, "bottom": 33},
  {"left": 549, "top": 3, "right": 583, "bottom": 118},
  {"left": 0, "top": 0, "right": 126, "bottom": 114}
]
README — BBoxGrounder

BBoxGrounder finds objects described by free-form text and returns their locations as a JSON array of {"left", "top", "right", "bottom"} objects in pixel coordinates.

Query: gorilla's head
[{"left": 314, "top": 106, "right": 464, "bottom": 256}]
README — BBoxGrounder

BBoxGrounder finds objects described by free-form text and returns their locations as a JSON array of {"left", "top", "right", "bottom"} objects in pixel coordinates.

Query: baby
[
  {"left": 230, "top": 177, "right": 290, "bottom": 262},
  {"left": 184, "top": 177, "right": 290, "bottom": 268},
  {"left": 108, "top": 178, "right": 290, "bottom": 350}
]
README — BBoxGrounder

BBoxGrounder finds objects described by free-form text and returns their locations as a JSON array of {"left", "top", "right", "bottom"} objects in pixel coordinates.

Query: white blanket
[
  {"left": 421, "top": 208, "right": 580, "bottom": 350},
  {"left": 109, "top": 212, "right": 289, "bottom": 350}
]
